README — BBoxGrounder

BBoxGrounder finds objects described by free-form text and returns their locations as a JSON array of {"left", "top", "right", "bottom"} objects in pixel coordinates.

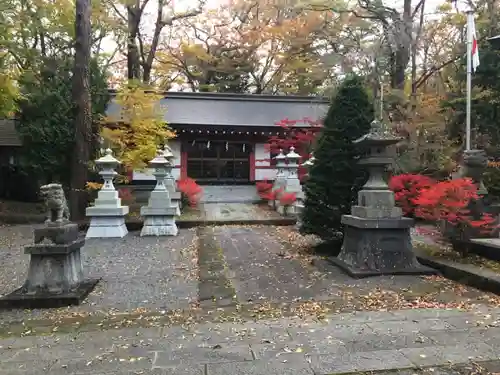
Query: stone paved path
[
  {"left": 200, "top": 186, "right": 260, "bottom": 203},
  {"left": 2, "top": 308, "right": 500, "bottom": 374},
  {"left": 201, "top": 203, "right": 282, "bottom": 222}
]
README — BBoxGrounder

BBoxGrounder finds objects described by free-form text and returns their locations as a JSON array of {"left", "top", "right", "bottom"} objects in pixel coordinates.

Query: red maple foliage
[
  {"left": 261, "top": 187, "right": 283, "bottom": 203},
  {"left": 279, "top": 192, "right": 297, "bottom": 206},
  {"left": 256, "top": 180, "right": 273, "bottom": 200},
  {"left": 177, "top": 178, "right": 202, "bottom": 207},
  {"left": 413, "top": 178, "right": 496, "bottom": 239},
  {"left": 389, "top": 174, "right": 435, "bottom": 216},
  {"left": 263, "top": 117, "right": 322, "bottom": 181}
]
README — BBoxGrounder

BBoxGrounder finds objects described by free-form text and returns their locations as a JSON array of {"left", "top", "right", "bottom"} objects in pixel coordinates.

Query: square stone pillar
[
  {"left": 163, "top": 144, "right": 181, "bottom": 216},
  {"left": 86, "top": 149, "right": 129, "bottom": 238},
  {"left": 277, "top": 147, "right": 302, "bottom": 215},
  {"left": 140, "top": 149, "right": 178, "bottom": 236},
  {"left": 270, "top": 149, "right": 287, "bottom": 208}
]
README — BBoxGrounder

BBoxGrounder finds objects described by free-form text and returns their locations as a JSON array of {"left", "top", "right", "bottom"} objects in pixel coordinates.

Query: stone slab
[
  {"left": 399, "top": 343, "right": 498, "bottom": 366},
  {"left": 342, "top": 215, "right": 414, "bottom": 229},
  {"left": 24, "top": 238, "right": 85, "bottom": 255},
  {"left": 34, "top": 223, "right": 79, "bottom": 244},
  {"left": 0, "top": 278, "right": 100, "bottom": 309},
  {"left": 206, "top": 356, "right": 314, "bottom": 375},
  {"left": 153, "top": 345, "right": 253, "bottom": 367},
  {"left": 86, "top": 206, "right": 129, "bottom": 216},
  {"left": 140, "top": 207, "right": 178, "bottom": 216},
  {"left": 307, "top": 350, "right": 414, "bottom": 374},
  {"left": 329, "top": 256, "right": 436, "bottom": 278},
  {"left": 86, "top": 219, "right": 128, "bottom": 239}
]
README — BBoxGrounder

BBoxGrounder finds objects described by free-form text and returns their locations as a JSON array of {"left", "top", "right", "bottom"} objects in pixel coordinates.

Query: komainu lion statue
[{"left": 39, "top": 183, "right": 70, "bottom": 224}]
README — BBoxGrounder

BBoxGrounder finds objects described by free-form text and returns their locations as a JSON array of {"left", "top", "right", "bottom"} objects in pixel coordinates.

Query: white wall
[
  {"left": 255, "top": 143, "right": 270, "bottom": 167},
  {"left": 255, "top": 142, "right": 276, "bottom": 181},
  {"left": 256, "top": 168, "right": 276, "bottom": 181},
  {"left": 132, "top": 140, "right": 181, "bottom": 181}
]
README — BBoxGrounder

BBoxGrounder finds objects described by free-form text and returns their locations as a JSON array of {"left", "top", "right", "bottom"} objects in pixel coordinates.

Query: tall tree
[
  {"left": 70, "top": 0, "right": 92, "bottom": 220},
  {"left": 301, "top": 75, "right": 373, "bottom": 243},
  {"left": 106, "top": 0, "right": 204, "bottom": 82}
]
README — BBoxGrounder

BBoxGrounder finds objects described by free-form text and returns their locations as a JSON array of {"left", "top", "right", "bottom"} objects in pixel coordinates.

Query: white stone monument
[
  {"left": 270, "top": 149, "right": 287, "bottom": 208},
  {"left": 163, "top": 144, "right": 181, "bottom": 216},
  {"left": 140, "top": 150, "right": 178, "bottom": 236},
  {"left": 86, "top": 149, "right": 129, "bottom": 238},
  {"left": 277, "top": 147, "right": 302, "bottom": 215}
]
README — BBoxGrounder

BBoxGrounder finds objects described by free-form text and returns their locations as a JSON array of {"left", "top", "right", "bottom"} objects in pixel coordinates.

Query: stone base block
[
  {"left": 34, "top": 223, "right": 79, "bottom": 244},
  {"left": 23, "top": 241, "right": 85, "bottom": 293},
  {"left": 141, "top": 216, "right": 178, "bottom": 236},
  {"left": 0, "top": 279, "right": 100, "bottom": 309},
  {"left": 86, "top": 216, "right": 128, "bottom": 238},
  {"left": 172, "top": 201, "right": 181, "bottom": 216},
  {"left": 333, "top": 215, "right": 435, "bottom": 278},
  {"left": 277, "top": 204, "right": 296, "bottom": 216}
]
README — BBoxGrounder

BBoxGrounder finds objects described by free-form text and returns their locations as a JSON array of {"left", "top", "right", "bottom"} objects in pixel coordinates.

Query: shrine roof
[{"left": 106, "top": 91, "right": 329, "bottom": 127}]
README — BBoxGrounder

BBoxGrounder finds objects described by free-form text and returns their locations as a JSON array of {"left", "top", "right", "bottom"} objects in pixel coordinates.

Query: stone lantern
[
  {"left": 270, "top": 149, "right": 287, "bottom": 208},
  {"left": 86, "top": 149, "right": 129, "bottom": 238},
  {"left": 277, "top": 147, "right": 302, "bottom": 215},
  {"left": 301, "top": 152, "right": 315, "bottom": 181},
  {"left": 330, "top": 119, "right": 434, "bottom": 277},
  {"left": 140, "top": 149, "right": 178, "bottom": 236},
  {"left": 163, "top": 144, "right": 181, "bottom": 215}
]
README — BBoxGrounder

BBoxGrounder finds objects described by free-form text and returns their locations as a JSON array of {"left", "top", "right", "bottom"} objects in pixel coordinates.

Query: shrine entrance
[{"left": 185, "top": 141, "right": 251, "bottom": 183}]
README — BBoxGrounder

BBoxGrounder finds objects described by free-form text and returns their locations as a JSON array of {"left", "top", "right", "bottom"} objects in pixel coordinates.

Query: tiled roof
[
  {"left": 0, "top": 92, "right": 330, "bottom": 146},
  {"left": 105, "top": 91, "right": 329, "bottom": 127}
]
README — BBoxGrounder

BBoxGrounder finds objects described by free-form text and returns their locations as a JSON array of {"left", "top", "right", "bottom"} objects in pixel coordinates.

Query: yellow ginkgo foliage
[{"left": 101, "top": 80, "right": 176, "bottom": 172}]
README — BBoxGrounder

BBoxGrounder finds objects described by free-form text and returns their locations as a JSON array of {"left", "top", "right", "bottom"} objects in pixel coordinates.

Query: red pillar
[
  {"left": 181, "top": 151, "right": 188, "bottom": 179},
  {"left": 249, "top": 148, "right": 256, "bottom": 182}
]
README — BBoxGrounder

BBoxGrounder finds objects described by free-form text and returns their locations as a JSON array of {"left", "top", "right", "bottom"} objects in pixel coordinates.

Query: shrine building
[{"left": 106, "top": 91, "right": 329, "bottom": 184}]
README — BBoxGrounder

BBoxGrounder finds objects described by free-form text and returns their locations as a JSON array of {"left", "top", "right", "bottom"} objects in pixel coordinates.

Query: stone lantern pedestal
[
  {"left": 330, "top": 120, "right": 435, "bottom": 278},
  {"left": 140, "top": 150, "right": 178, "bottom": 236},
  {"left": 86, "top": 149, "right": 129, "bottom": 238},
  {"left": 0, "top": 184, "right": 99, "bottom": 309},
  {"left": 270, "top": 149, "right": 287, "bottom": 208},
  {"left": 277, "top": 147, "right": 302, "bottom": 216},
  {"left": 163, "top": 145, "right": 181, "bottom": 216}
]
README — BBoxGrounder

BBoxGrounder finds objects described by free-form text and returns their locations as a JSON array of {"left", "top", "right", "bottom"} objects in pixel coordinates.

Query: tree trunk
[
  {"left": 127, "top": 4, "right": 141, "bottom": 80},
  {"left": 69, "top": 0, "right": 92, "bottom": 220}
]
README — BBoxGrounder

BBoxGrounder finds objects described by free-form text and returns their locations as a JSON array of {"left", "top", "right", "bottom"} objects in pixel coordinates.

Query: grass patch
[{"left": 415, "top": 242, "right": 500, "bottom": 273}]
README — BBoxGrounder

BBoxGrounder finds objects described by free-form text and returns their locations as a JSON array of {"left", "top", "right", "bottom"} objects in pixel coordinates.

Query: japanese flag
[{"left": 470, "top": 17, "right": 480, "bottom": 72}]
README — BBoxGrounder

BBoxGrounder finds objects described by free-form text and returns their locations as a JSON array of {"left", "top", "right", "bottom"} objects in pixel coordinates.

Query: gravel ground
[
  {"left": 0, "top": 225, "right": 199, "bottom": 324},
  {"left": 1, "top": 223, "right": 500, "bottom": 336}
]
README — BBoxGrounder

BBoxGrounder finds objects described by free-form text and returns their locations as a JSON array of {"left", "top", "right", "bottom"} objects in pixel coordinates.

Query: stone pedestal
[
  {"left": 86, "top": 149, "right": 129, "bottom": 238},
  {"left": 0, "top": 223, "right": 99, "bottom": 309},
  {"left": 460, "top": 149, "right": 488, "bottom": 196},
  {"left": 296, "top": 153, "right": 315, "bottom": 230},
  {"left": 140, "top": 150, "right": 178, "bottom": 236},
  {"left": 331, "top": 119, "right": 434, "bottom": 278},
  {"left": 163, "top": 145, "right": 181, "bottom": 216},
  {"left": 270, "top": 149, "right": 287, "bottom": 208},
  {"left": 277, "top": 147, "right": 302, "bottom": 216}
]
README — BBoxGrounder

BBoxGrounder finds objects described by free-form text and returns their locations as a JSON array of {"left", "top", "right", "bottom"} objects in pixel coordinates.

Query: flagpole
[{"left": 466, "top": 9, "right": 473, "bottom": 151}]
